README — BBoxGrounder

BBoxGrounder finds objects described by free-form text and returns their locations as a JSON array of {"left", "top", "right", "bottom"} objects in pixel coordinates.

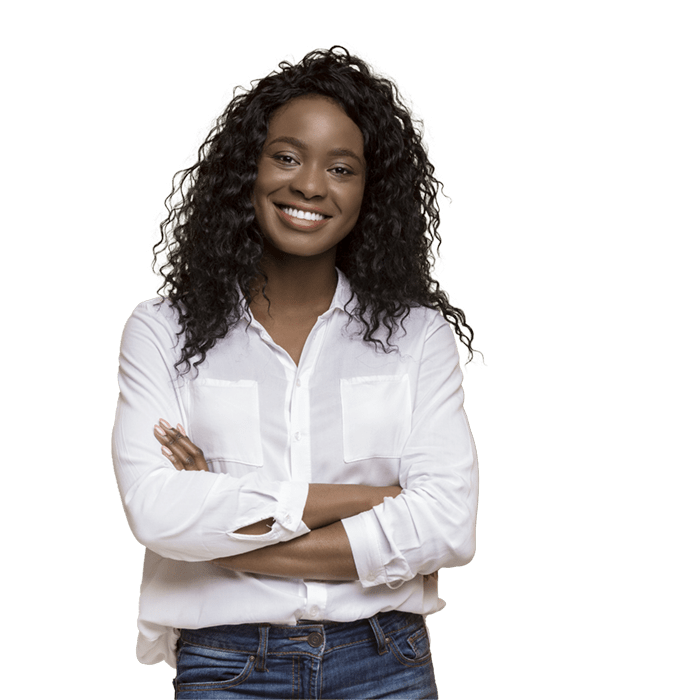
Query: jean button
[{"left": 307, "top": 631, "right": 323, "bottom": 648}]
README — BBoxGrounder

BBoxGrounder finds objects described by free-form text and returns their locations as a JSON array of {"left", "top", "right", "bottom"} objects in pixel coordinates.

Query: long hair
[{"left": 154, "top": 46, "right": 475, "bottom": 373}]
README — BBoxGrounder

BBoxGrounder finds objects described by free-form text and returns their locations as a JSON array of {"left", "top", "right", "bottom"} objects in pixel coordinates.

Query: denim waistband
[{"left": 178, "top": 610, "right": 422, "bottom": 672}]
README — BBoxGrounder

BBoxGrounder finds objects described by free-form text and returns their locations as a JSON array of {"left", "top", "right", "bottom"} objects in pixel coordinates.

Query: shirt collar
[{"left": 328, "top": 268, "right": 354, "bottom": 315}]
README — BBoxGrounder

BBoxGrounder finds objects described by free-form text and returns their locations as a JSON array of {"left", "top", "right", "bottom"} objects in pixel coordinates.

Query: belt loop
[
  {"left": 255, "top": 624, "right": 270, "bottom": 672},
  {"left": 368, "top": 615, "right": 388, "bottom": 656}
]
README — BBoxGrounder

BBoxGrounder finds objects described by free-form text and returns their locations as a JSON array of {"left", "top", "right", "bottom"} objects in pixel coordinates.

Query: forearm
[
  {"left": 237, "top": 483, "right": 400, "bottom": 535},
  {"left": 303, "top": 484, "right": 398, "bottom": 529},
  {"left": 212, "top": 520, "right": 358, "bottom": 580}
]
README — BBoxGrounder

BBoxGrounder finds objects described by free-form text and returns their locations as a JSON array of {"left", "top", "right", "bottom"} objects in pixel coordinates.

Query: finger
[
  {"left": 154, "top": 425, "right": 192, "bottom": 470},
  {"left": 157, "top": 419, "right": 185, "bottom": 443},
  {"left": 163, "top": 439, "right": 199, "bottom": 472},
  {"left": 154, "top": 425, "right": 186, "bottom": 453},
  {"left": 155, "top": 421, "right": 187, "bottom": 449},
  {"left": 157, "top": 421, "right": 209, "bottom": 471},
  {"left": 168, "top": 427, "right": 208, "bottom": 472},
  {"left": 161, "top": 444, "right": 185, "bottom": 471},
  {"left": 163, "top": 429, "right": 199, "bottom": 470},
  {"left": 157, "top": 419, "right": 188, "bottom": 446},
  {"left": 153, "top": 425, "right": 182, "bottom": 445}
]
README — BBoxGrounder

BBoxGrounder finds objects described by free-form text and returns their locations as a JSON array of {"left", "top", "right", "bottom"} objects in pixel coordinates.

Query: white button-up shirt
[{"left": 112, "top": 271, "right": 478, "bottom": 667}]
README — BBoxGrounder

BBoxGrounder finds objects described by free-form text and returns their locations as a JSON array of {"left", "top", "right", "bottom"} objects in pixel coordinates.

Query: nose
[{"left": 291, "top": 163, "right": 327, "bottom": 200}]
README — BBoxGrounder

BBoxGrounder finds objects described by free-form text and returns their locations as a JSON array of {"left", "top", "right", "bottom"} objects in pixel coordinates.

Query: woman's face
[{"left": 253, "top": 95, "right": 366, "bottom": 260}]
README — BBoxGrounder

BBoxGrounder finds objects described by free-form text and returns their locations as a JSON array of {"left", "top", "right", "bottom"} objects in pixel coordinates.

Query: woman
[{"left": 113, "top": 47, "right": 478, "bottom": 699}]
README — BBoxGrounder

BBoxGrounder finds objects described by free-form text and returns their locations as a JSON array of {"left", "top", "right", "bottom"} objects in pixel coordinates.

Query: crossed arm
[{"left": 154, "top": 419, "right": 403, "bottom": 581}]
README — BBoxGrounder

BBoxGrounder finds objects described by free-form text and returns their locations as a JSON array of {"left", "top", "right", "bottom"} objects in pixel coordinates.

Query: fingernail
[
  {"left": 155, "top": 425, "right": 166, "bottom": 436},
  {"left": 159, "top": 418, "right": 172, "bottom": 429},
  {"left": 162, "top": 446, "right": 173, "bottom": 456},
  {"left": 177, "top": 424, "right": 186, "bottom": 435}
]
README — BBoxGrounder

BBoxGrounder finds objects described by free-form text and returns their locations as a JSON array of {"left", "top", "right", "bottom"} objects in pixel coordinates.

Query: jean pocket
[
  {"left": 175, "top": 641, "right": 256, "bottom": 693},
  {"left": 340, "top": 375, "right": 411, "bottom": 462},
  {"left": 188, "top": 378, "right": 263, "bottom": 466},
  {"left": 387, "top": 618, "right": 432, "bottom": 667}
]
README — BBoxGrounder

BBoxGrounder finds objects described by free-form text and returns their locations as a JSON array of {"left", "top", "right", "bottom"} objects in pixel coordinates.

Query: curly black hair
[{"left": 154, "top": 46, "right": 475, "bottom": 373}]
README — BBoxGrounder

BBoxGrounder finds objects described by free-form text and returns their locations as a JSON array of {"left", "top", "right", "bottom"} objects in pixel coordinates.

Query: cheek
[
  {"left": 252, "top": 165, "right": 290, "bottom": 234},
  {"left": 253, "top": 162, "right": 280, "bottom": 199}
]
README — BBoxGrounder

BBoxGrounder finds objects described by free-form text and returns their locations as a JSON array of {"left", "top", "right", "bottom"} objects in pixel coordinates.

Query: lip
[{"left": 274, "top": 203, "right": 332, "bottom": 232}]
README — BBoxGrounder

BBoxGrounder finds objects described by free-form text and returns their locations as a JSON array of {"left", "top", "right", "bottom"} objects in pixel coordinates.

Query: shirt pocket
[
  {"left": 340, "top": 375, "right": 412, "bottom": 462},
  {"left": 188, "top": 378, "right": 263, "bottom": 466}
]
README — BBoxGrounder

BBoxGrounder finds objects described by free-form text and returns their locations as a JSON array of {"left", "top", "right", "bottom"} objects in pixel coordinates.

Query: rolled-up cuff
[
  {"left": 226, "top": 481, "right": 310, "bottom": 547},
  {"left": 274, "top": 481, "right": 311, "bottom": 538},
  {"left": 341, "top": 509, "right": 390, "bottom": 588}
]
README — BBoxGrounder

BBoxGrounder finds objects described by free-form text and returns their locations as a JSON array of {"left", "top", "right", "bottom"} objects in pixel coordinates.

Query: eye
[
  {"left": 330, "top": 166, "right": 354, "bottom": 176},
  {"left": 272, "top": 154, "right": 298, "bottom": 165}
]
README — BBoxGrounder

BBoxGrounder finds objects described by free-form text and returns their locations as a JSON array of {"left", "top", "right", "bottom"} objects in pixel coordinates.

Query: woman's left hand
[{"left": 153, "top": 419, "right": 209, "bottom": 471}]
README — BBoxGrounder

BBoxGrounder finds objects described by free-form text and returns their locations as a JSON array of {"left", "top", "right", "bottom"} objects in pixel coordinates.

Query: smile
[
  {"left": 274, "top": 204, "right": 332, "bottom": 231},
  {"left": 280, "top": 205, "right": 328, "bottom": 221}
]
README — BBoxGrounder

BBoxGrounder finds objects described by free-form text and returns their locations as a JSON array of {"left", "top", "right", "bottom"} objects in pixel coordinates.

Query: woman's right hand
[{"left": 154, "top": 419, "right": 209, "bottom": 472}]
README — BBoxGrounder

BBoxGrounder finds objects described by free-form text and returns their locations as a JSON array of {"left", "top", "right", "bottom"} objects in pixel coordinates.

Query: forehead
[{"left": 266, "top": 95, "right": 364, "bottom": 155}]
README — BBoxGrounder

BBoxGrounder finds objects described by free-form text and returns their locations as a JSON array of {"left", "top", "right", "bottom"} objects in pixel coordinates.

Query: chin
[{"left": 263, "top": 235, "right": 339, "bottom": 261}]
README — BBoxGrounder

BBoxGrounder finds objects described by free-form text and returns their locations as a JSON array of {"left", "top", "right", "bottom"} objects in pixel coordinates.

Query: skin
[
  {"left": 152, "top": 96, "right": 407, "bottom": 581},
  {"left": 250, "top": 95, "right": 366, "bottom": 365},
  {"left": 154, "top": 421, "right": 400, "bottom": 580}
]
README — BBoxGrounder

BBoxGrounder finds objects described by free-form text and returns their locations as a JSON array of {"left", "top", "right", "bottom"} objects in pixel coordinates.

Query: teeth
[{"left": 281, "top": 206, "right": 326, "bottom": 222}]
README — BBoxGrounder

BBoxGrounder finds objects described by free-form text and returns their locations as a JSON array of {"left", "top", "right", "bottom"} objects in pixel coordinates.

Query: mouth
[{"left": 274, "top": 203, "right": 332, "bottom": 230}]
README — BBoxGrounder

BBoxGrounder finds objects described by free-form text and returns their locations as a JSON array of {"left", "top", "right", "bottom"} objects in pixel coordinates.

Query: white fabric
[{"left": 112, "top": 271, "right": 478, "bottom": 667}]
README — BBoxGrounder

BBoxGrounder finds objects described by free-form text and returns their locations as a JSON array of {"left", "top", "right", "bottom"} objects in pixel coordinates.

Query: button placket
[
  {"left": 289, "top": 365, "right": 313, "bottom": 482},
  {"left": 302, "top": 582, "right": 327, "bottom": 623}
]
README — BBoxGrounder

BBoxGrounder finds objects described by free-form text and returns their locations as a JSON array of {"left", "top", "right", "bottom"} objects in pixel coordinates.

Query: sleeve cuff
[
  {"left": 342, "top": 509, "right": 392, "bottom": 588},
  {"left": 274, "top": 481, "right": 310, "bottom": 539},
  {"left": 226, "top": 481, "right": 310, "bottom": 546}
]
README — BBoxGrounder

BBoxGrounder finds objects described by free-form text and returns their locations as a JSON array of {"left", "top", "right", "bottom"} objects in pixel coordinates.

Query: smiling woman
[
  {"left": 112, "top": 47, "right": 478, "bottom": 699},
  {"left": 253, "top": 96, "right": 366, "bottom": 261}
]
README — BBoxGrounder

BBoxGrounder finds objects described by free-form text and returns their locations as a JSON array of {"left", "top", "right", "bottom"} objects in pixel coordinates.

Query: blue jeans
[{"left": 174, "top": 610, "right": 438, "bottom": 699}]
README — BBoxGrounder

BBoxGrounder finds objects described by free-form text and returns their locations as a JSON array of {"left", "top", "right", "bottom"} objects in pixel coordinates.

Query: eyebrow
[{"left": 267, "top": 136, "right": 364, "bottom": 165}]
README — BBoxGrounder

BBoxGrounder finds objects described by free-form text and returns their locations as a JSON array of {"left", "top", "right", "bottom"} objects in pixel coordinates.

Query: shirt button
[
  {"left": 294, "top": 432, "right": 301, "bottom": 441},
  {"left": 366, "top": 572, "right": 376, "bottom": 582},
  {"left": 309, "top": 606, "right": 320, "bottom": 618},
  {"left": 296, "top": 379, "right": 301, "bottom": 387}
]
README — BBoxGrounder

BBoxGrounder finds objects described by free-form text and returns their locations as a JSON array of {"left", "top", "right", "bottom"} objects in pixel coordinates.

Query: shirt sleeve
[
  {"left": 341, "top": 313, "right": 478, "bottom": 588},
  {"left": 112, "top": 301, "right": 310, "bottom": 562}
]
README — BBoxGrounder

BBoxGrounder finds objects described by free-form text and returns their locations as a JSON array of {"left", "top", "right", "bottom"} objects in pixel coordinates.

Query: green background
[{"left": 1, "top": 0, "right": 700, "bottom": 700}]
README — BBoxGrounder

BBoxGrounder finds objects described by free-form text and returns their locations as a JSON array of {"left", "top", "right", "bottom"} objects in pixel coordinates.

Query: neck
[{"left": 251, "top": 246, "right": 339, "bottom": 315}]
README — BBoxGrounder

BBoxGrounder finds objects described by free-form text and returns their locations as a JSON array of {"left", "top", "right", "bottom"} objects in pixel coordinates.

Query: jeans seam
[
  {"left": 386, "top": 637, "right": 433, "bottom": 668},
  {"left": 179, "top": 639, "right": 255, "bottom": 655}
]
